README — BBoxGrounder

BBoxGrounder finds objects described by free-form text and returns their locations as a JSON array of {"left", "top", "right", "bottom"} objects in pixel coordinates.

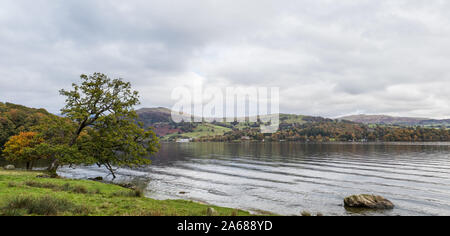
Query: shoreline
[
  {"left": 160, "top": 140, "right": 450, "bottom": 145},
  {"left": 0, "top": 169, "right": 256, "bottom": 216}
]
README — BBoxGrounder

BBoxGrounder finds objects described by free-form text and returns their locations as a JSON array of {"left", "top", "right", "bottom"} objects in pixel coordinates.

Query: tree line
[{"left": 195, "top": 121, "right": 450, "bottom": 142}]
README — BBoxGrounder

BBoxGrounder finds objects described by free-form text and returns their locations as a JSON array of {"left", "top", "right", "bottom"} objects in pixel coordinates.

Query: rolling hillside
[
  {"left": 340, "top": 114, "right": 450, "bottom": 127},
  {"left": 136, "top": 107, "right": 338, "bottom": 140},
  {"left": 0, "top": 102, "right": 58, "bottom": 148},
  {"left": 136, "top": 107, "right": 233, "bottom": 140}
]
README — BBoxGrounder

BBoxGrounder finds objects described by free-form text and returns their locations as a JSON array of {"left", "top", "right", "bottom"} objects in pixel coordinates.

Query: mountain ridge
[
  {"left": 137, "top": 107, "right": 450, "bottom": 126},
  {"left": 339, "top": 114, "right": 450, "bottom": 126}
]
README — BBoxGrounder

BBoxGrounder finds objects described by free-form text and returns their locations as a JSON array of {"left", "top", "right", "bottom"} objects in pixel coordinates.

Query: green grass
[
  {"left": 234, "top": 121, "right": 259, "bottom": 130},
  {"left": 163, "top": 123, "right": 232, "bottom": 140},
  {"left": 0, "top": 170, "right": 252, "bottom": 216},
  {"left": 279, "top": 114, "right": 306, "bottom": 124}
]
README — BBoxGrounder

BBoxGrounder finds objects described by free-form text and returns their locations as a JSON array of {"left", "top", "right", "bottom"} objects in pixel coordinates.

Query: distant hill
[
  {"left": 339, "top": 114, "right": 450, "bottom": 127},
  {"left": 136, "top": 107, "right": 450, "bottom": 142},
  {"left": 2, "top": 104, "right": 448, "bottom": 144},
  {"left": 136, "top": 107, "right": 336, "bottom": 140},
  {"left": 136, "top": 107, "right": 214, "bottom": 138},
  {"left": 136, "top": 107, "right": 173, "bottom": 126}
]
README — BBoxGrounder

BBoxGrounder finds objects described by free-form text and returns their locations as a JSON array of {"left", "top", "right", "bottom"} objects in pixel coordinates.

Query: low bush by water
[
  {"left": 24, "top": 180, "right": 97, "bottom": 195},
  {"left": 2, "top": 195, "right": 89, "bottom": 216},
  {"left": 110, "top": 188, "right": 144, "bottom": 198}
]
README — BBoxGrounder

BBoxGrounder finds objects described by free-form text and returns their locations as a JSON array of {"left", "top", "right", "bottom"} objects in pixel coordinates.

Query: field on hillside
[{"left": 162, "top": 123, "right": 232, "bottom": 140}]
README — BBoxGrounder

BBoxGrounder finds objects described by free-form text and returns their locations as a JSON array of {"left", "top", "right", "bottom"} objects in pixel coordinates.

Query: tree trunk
[
  {"left": 104, "top": 162, "right": 117, "bottom": 179},
  {"left": 48, "top": 119, "right": 86, "bottom": 175},
  {"left": 47, "top": 159, "right": 59, "bottom": 178}
]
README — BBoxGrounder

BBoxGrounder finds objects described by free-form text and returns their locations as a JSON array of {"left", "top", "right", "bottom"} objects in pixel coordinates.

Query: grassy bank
[{"left": 0, "top": 170, "right": 252, "bottom": 216}]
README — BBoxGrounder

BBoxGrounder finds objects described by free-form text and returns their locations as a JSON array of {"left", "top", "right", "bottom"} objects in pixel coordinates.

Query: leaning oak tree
[
  {"left": 78, "top": 110, "right": 159, "bottom": 178},
  {"left": 49, "top": 73, "right": 159, "bottom": 177}
]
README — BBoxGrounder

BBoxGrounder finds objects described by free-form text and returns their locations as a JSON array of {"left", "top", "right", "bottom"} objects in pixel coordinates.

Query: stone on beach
[{"left": 4, "top": 165, "right": 15, "bottom": 170}]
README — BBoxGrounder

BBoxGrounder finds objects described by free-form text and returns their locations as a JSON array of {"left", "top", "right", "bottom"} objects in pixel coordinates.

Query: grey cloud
[{"left": 0, "top": 0, "right": 449, "bottom": 118}]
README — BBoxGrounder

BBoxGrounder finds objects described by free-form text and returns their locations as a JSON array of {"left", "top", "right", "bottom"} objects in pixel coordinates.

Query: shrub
[
  {"left": 1, "top": 195, "right": 89, "bottom": 216},
  {"left": 110, "top": 188, "right": 143, "bottom": 198},
  {"left": 61, "top": 183, "right": 71, "bottom": 192},
  {"left": 24, "top": 181, "right": 96, "bottom": 195},
  {"left": 2, "top": 208, "right": 28, "bottom": 216},
  {"left": 71, "top": 185, "right": 88, "bottom": 194},
  {"left": 133, "top": 188, "right": 144, "bottom": 198},
  {"left": 25, "top": 181, "right": 58, "bottom": 189}
]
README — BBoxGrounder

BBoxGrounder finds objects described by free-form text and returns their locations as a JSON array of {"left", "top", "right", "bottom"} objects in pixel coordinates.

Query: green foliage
[
  {"left": 197, "top": 120, "right": 450, "bottom": 142},
  {"left": 1, "top": 73, "right": 159, "bottom": 177},
  {"left": 0, "top": 116, "right": 15, "bottom": 149},
  {"left": 0, "top": 102, "right": 55, "bottom": 151},
  {"left": 59, "top": 73, "right": 140, "bottom": 132},
  {"left": 31, "top": 116, "right": 85, "bottom": 168},
  {"left": 0, "top": 103, "right": 75, "bottom": 171},
  {"left": 56, "top": 73, "right": 160, "bottom": 177}
]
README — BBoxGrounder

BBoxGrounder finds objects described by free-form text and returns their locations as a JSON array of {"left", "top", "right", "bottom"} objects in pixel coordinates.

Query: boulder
[
  {"left": 206, "top": 207, "right": 218, "bottom": 216},
  {"left": 89, "top": 176, "right": 103, "bottom": 181},
  {"left": 4, "top": 165, "right": 15, "bottom": 170},
  {"left": 117, "top": 182, "right": 137, "bottom": 190},
  {"left": 344, "top": 194, "right": 394, "bottom": 210}
]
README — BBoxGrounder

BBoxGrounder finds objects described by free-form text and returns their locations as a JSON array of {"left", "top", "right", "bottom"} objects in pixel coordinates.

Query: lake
[{"left": 57, "top": 142, "right": 450, "bottom": 216}]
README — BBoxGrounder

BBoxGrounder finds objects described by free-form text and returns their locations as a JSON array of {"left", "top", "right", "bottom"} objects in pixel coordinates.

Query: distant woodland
[{"left": 136, "top": 108, "right": 450, "bottom": 143}]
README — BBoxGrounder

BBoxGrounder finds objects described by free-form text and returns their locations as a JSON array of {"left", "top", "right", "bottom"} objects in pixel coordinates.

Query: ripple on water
[{"left": 58, "top": 142, "right": 450, "bottom": 216}]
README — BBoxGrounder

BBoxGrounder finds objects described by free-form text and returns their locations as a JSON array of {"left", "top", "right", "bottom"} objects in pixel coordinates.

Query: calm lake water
[{"left": 56, "top": 142, "right": 450, "bottom": 216}]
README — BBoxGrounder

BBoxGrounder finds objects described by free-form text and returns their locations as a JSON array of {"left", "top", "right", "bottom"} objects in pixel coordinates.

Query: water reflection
[{"left": 13, "top": 142, "right": 450, "bottom": 216}]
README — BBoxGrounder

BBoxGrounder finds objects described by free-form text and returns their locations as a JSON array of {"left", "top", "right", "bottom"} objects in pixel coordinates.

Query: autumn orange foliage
[{"left": 2, "top": 132, "right": 44, "bottom": 170}]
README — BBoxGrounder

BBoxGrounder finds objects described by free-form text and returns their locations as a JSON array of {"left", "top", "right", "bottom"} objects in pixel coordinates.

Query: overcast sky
[{"left": 1, "top": 0, "right": 450, "bottom": 118}]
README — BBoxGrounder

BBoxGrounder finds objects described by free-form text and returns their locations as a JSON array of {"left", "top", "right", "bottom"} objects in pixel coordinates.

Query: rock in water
[
  {"left": 4, "top": 165, "right": 15, "bottom": 170},
  {"left": 89, "top": 176, "right": 103, "bottom": 181},
  {"left": 344, "top": 194, "right": 394, "bottom": 209},
  {"left": 206, "top": 208, "right": 218, "bottom": 216}
]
